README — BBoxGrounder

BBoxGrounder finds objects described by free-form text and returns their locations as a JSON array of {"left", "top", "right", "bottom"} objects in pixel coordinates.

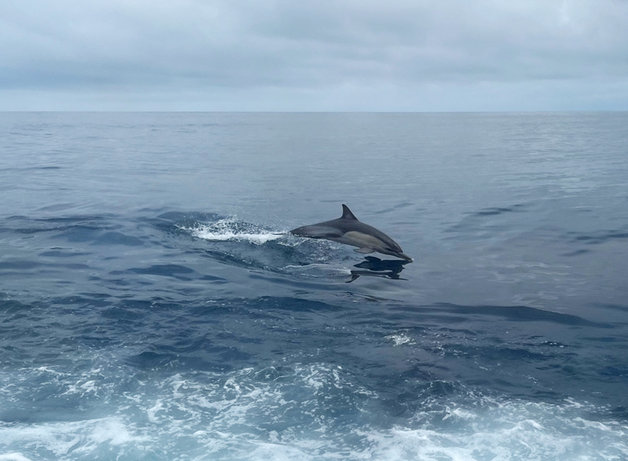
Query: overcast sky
[{"left": 2, "top": 0, "right": 627, "bottom": 111}]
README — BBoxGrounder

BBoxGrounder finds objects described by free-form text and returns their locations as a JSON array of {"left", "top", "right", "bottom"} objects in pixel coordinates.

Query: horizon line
[{"left": 2, "top": 109, "right": 627, "bottom": 114}]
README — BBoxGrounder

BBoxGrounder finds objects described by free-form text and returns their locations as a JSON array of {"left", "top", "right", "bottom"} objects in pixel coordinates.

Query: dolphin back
[{"left": 290, "top": 222, "right": 343, "bottom": 239}]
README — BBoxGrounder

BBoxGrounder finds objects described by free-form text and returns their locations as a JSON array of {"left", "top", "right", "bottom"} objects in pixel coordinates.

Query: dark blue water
[{"left": 1, "top": 112, "right": 627, "bottom": 460}]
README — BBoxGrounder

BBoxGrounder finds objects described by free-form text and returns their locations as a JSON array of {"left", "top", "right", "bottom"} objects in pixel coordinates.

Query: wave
[
  {"left": 470, "top": 204, "right": 527, "bottom": 217},
  {"left": 1, "top": 361, "right": 626, "bottom": 461},
  {"left": 444, "top": 203, "right": 529, "bottom": 240},
  {"left": 361, "top": 397, "right": 628, "bottom": 461},
  {"left": 569, "top": 229, "right": 628, "bottom": 245},
  {"left": 2, "top": 291, "right": 627, "bottom": 459},
  {"left": 426, "top": 302, "right": 610, "bottom": 327}
]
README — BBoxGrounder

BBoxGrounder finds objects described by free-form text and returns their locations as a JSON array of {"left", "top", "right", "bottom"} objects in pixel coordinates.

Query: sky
[{"left": 1, "top": 0, "right": 628, "bottom": 111}]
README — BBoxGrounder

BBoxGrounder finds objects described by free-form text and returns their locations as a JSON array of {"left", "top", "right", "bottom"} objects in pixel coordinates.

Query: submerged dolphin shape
[{"left": 290, "top": 204, "right": 413, "bottom": 261}]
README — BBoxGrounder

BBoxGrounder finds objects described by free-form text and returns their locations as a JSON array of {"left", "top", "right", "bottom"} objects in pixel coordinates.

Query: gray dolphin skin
[{"left": 290, "top": 204, "right": 413, "bottom": 261}]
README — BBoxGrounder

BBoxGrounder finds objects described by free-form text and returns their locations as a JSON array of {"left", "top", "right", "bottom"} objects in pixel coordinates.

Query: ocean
[{"left": 1, "top": 112, "right": 627, "bottom": 460}]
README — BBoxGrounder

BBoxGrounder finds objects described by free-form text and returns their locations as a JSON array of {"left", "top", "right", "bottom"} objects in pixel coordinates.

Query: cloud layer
[{"left": 2, "top": 0, "right": 628, "bottom": 110}]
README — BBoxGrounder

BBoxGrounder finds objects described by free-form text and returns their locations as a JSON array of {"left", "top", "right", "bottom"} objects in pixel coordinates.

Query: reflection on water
[{"left": 347, "top": 256, "right": 410, "bottom": 282}]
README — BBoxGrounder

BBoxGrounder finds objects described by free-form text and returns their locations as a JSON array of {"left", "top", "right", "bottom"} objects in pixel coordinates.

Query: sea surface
[{"left": 1, "top": 112, "right": 627, "bottom": 460}]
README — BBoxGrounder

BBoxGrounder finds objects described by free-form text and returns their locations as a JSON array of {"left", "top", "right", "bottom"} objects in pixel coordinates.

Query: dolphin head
[{"left": 378, "top": 242, "right": 413, "bottom": 262}]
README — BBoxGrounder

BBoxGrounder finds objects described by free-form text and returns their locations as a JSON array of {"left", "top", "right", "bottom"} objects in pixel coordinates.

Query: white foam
[
  {"left": 3, "top": 363, "right": 627, "bottom": 460},
  {"left": 0, "top": 454, "right": 33, "bottom": 461},
  {"left": 0, "top": 417, "right": 150, "bottom": 458},
  {"left": 143, "top": 369, "right": 624, "bottom": 460},
  {"left": 180, "top": 218, "right": 284, "bottom": 245},
  {"left": 386, "top": 332, "right": 416, "bottom": 346},
  {"left": 87, "top": 418, "right": 141, "bottom": 446},
  {"left": 242, "top": 441, "right": 314, "bottom": 461},
  {"left": 361, "top": 399, "right": 628, "bottom": 461},
  {"left": 194, "top": 229, "right": 284, "bottom": 245}
]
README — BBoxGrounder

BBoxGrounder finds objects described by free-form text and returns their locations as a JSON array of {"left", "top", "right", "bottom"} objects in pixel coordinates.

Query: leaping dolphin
[{"left": 290, "top": 204, "right": 413, "bottom": 261}]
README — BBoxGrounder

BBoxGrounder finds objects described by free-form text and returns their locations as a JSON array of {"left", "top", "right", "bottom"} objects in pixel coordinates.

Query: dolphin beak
[{"left": 398, "top": 253, "right": 413, "bottom": 262}]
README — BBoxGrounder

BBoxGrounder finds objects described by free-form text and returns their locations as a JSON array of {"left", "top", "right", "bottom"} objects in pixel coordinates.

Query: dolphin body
[{"left": 290, "top": 204, "right": 413, "bottom": 261}]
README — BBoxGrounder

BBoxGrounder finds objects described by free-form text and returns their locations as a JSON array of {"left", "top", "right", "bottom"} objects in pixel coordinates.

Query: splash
[{"left": 180, "top": 218, "right": 285, "bottom": 245}]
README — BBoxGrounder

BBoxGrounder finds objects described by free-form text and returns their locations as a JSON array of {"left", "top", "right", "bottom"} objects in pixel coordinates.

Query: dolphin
[{"left": 290, "top": 204, "right": 413, "bottom": 261}]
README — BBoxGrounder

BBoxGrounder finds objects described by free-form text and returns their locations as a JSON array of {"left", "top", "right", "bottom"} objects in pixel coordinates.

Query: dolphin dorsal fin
[{"left": 341, "top": 204, "right": 358, "bottom": 220}]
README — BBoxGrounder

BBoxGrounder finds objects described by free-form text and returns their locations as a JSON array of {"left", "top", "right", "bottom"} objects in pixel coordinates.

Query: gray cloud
[{"left": 1, "top": 0, "right": 627, "bottom": 110}]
